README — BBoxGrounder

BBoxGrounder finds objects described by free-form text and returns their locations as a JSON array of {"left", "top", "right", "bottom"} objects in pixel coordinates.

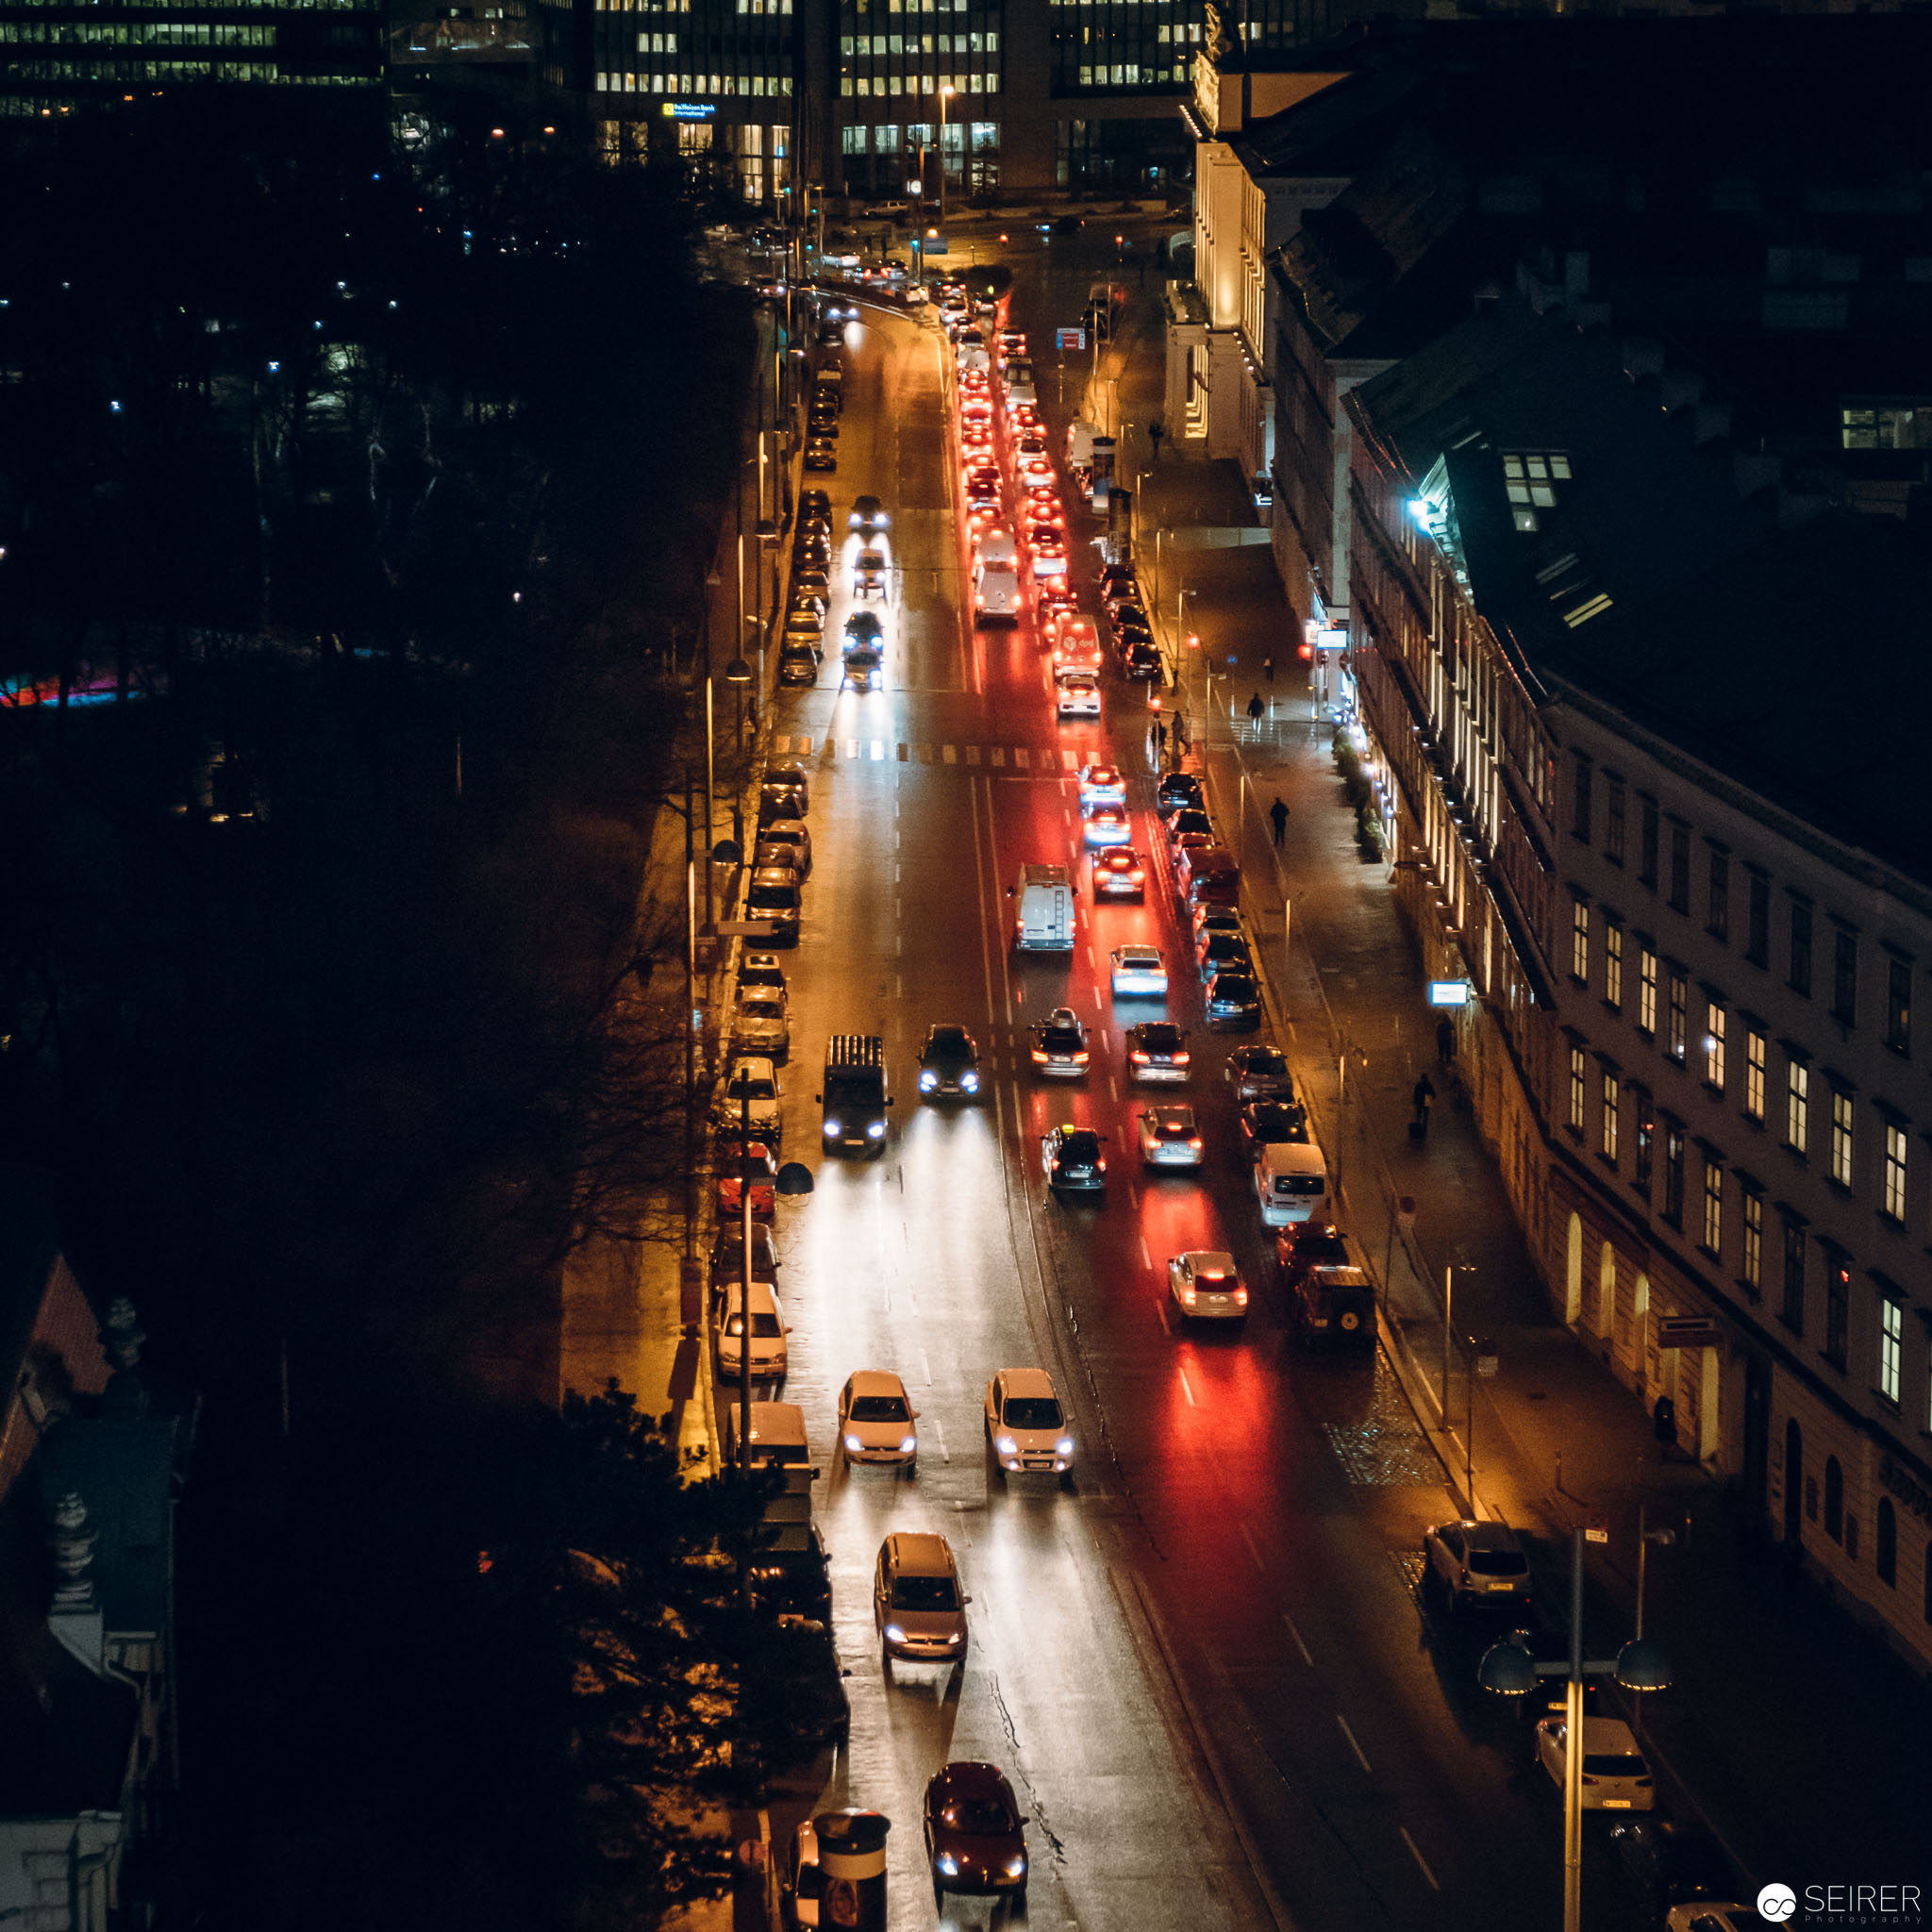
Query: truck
[
  {"left": 818, "top": 1034, "right": 891, "bottom": 1156},
  {"left": 1010, "top": 863, "right": 1075, "bottom": 951}
]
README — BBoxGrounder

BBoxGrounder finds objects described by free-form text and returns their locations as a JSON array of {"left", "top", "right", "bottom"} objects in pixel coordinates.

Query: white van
[
  {"left": 1011, "top": 864, "right": 1074, "bottom": 951},
  {"left": 725, "top": 1400, "right": 814, "bottom": 1471},
  {"left": 974, "top": 558, "right": 1023, "bottom": 624},
  {"left": 1067, "top": 419, "right": 1101, "bottom": 468},
  {"left": 1256, "top": 1142, "right": 1330, "bottom": 1227},
  {"left": 975, "top": 527, "right": 1018, "bottom": 572}
]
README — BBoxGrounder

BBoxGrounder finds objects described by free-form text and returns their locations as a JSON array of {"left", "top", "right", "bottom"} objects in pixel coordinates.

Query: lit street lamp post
[
  {"left": 938, "top": 85, "right": 956, "bottom": 230},
  {"left": 702, "top": 568, "right": 723, "bottom": 932}
]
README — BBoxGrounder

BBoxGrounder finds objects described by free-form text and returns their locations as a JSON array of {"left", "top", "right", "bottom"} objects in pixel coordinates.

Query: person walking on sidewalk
[
  {"left": 1269, "top": 796, "right": 1290, "bottom": 847},
  {"left": 1437, "top": 1014, "right": 1457, "bottom": 1066},
  {"left": 1410, "top": 1073, "right": 1436, "bottom": 1142},
  {"left": 1653, "top": 1393, "right": 1679, "bottom": 1463},
  {"left": 1262, "top": 655, "right": 1274, "bottom": 684},
  {"left": 1245, "top": 691, "right": 1266, "bottom": 739}
]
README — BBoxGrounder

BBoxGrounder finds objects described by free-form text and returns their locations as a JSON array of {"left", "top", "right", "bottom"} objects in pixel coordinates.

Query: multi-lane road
[{"left": 726, "top": 262, "right": 1648, "bottom": 1931}]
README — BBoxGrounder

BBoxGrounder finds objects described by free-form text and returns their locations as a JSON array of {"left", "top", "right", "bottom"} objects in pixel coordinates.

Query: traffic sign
[
  {"left": 1058, "top": 326, "right": 1087, "bottom": 350},
  {"left": 1585, "top": 1514, "right": 1609, "bottom": 1544}
]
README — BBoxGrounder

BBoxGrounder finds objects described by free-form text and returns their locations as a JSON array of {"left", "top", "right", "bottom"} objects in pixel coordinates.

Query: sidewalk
[{"left": 1106, "top": 292, "right": 1932, "bottom": 1889}]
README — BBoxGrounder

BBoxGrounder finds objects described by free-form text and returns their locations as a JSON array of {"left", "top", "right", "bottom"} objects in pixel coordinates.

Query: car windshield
[
  {"left": 927, "top": 1028, "right": 970, "bottom": 1056},
  {"left": 748, "top": 887, "right": 798, "bottom": 910},
  {"left": 1582, "top": 1753, "right": 1647, "bottom": 1777},
  {"left": 1468, "top": 1549, "right": 1528, "bottom": 1575},
  {"left": 1248, "top": 1051, "right": 1289, "bottom": 1075},
  {"left": 1003, "top": 1396, "right": 1063, "bottom": 1430},
  {"left": 1058, "top": 1134, "right": 1100, "bottom": 1160},
  {"left": 891, "top": 1575, "right": 959, "bottom": 1611},
  {"left": 1215, "top": 974, "right": 1257, "bottom": 996},
  {"left": 1250, "top": 1105, "right": 1300, "bottom": 1137},
  {"left": 726, "top": 1074, "right": 774, "bottom": 1099},
  {"left": 1042, "top": 1028, "right": 1082, "bottom": 1050},
  {"left": 724, "top": 1312, "right": 783, "bottom": 1338},
  {"left": 941, "top": 1800, "right": 1014, "bottom": 1836},
  {"left": 739, "top": 1001, "right": 783, "bottom": 1022},
  {"left": 1142, "top": 1025, "right": 1183, "bottom": 1051},
  {"left": 849, "top": 1394, "right": 908, "bottom": 1423}
]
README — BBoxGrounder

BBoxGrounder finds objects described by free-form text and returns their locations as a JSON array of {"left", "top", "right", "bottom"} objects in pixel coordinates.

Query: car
[
  {"left": 1056, "top": 675, "right": 1101, "bottom": 719},
  {"left": 862, "top": 198, "right": 911, "bottom": 219},
  {"left": 1239, "top": 1098, "right": 1308, "bottom": 1161},
  {"left": 1029, "top": 1008, "right": 1090, "bottom": 1076},
  {"left": 778, "top": 645, "right": 820, "bottom": 685},
  {"left": 965, "top": 474, "right": 1001, "bottom": 508},
  {"left": 1026, "top": 516, "right": 1065, "bottom": 549},
  {"left": 788, "top": 591, "right": 828, "bottom": 627},
  {"left": 1424, "top": 1519, "right": 1533, "bottom": 1611},
  {"left": 1124, "top": 641, "right": 1165, "bottom": 681},
  {"left": 984, "top": 1366, "right": 1075, "bottom": 1480},
  {"left": 918, "top": 1023, "right": 981, "bottom": 1098},
  {"left": 716, "top": 1277, "right": 790, "bottom": 1380},
  {"left": 1274, "top": 1220, "right": 1350, "bottom": 1287},
  {"left": 1077, "top": 759, "right": 1125, "bottom": 809},
  {"left": 1104, "top": 588, "right": 1147, "bottom": 621},
  {"left": 738, "top": 951, "right": 788, "bottom": 1000},
  {"left": 1168, "top": 1250, "right": 1249, "bottom": 1322},
  {"left": 1138, "top": 1106, "right": 1204, "bottom": 1170},
  {"left": 1055, "top": 620, "right": 1105, "bottom": 675},
  {"left": 755, "top": 1618, "right": 850, "bottom": 1757},
  {"left": 731, "top": 993, "right": 791, "bottom": 1061},
  {"left": 1157, "top": 771, "right": 1205, "bottom": 818},
  {"left": 798, "top": 488, "right": 830, "bottom": 518},
  {"left": 1207, "top": 968, "right": 1262, "bottom": 1030},
  {"left": 1167, "top": 808, "right": 1215, "bottom": 850},
  {"left": 849, "top": 494, "right": 888, "bottom": 533},
  {"left": 805, "top": 413, "right": 838, "bottom": 441},
  {"left": 793, "top": 535, "right": 831, "bottom": 570},
  {"left": 1607, "top": 1819, "right": 1736, "bottom": 1919},
  {"left": 874, "top": 1532, "right": 969, "bottom": 1665},
  {"left": 1014, "top": 429, "right": 1046, "bottom": 457},
  {"left": 1039, "top": 579, "right": 1081, "bottom": 623},
  {"left": 1226, "top": 1045, "right": 1295, "bottom": 1103},
  {"left": 1083, "top": 802, "right": 1131, "bottom": 848},
  {"left": 1126, "top": 1022, "right": 1191, "bottom": 1082},
  {"left": 1174, "top": 824, "right": 1216, "bottom": 858},
  {"left": 803, "top": 439, "right": 837, "bottom": 471},
  {"left": 791, "top": 566, "right": 830, "bottom": 599},
  {"left": 1097, "top": 563, "right": 1138, "bottom": 595},
  {"left": 1041, "top": 1124, "right": 1106, "bottom": 1196},
  {"left": 1534, "top": 1715, "right": 1655, "bottom": 1810},
  {"left": 1109, "top": 944, "right": 1168, "bottom": 998},
  {"left": 715, "top": 1056, "right": 782, "bottom": 1141},
  {"left": 1198, "top": 927, "right": 1253, "bottom": 982},
  {"left": 1192, "top": 903, "right": 1243, "bottom": 941},
  {"left": 924, "top": 1762, "right": 1027, "bottom": 1910},
  {"left": 842, "top": 608, "right": 885, "bottom": 654},
  {"left": 747, "top": 1518, "right": 829, "bottom": 1621},
  {"left": 1091, "top": 846, "right": 1147, "bottom": 900},
  {"left": 715, "top": 1140, "right": 776, "bottom": 1221},
  {"left": 709, "top": 1216, "right": 780, "bottom": 1291},
  {"left": 1291, "top": 1263, "right": 1375, "bottom": 1348},
  {"left": 745, "top": 866, "right": 803, "bottom": 942},
  {"left": 759, "top": 820, "right": 812, "bottom": 875},
  {"left": 852, "top": 549, "right": 889, "bottom": 599},
  {"left": 839, "top": 1370, "right": 919, "bottom": 1470}
]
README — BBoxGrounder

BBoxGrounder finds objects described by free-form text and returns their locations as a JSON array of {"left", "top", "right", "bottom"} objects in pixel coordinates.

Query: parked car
[
  {"left": 1291, "top": 1264, "right": 1375, "bottom": 1349},
  {"left": 1606, "top": 1818, "right": 1736, "bottom": 1919},
  {"left": 1226, "top": 1045, "right": 1296, "bottom": 1104},
  {"left": 1424, "top": 1519, "right": 1534, "bottom": 1612},
  {"left": 1534, "top": 1715, "right": 1655, "bottom": 1810}
]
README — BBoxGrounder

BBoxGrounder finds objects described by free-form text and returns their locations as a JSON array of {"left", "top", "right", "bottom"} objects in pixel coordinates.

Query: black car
[
  {"left": 1275, "top": 1220, "right": 1351, "bottom": 1288},
  {"left": 1606, "top": 1819, "right": 1734, "bottom": 1918},
  {"left": 710, "top": 1221, "right": 780, "bottom": 1291},
  {"left": 1029, "top": 1009, "right": 1090, "bottom": 1077},
  {"left": 744, "top": 1615, "right": 850, "bottom": 1753},
  {"left": 1123, "top": 641, "right": 1164, "bottom": 681},
  {"left": 1239, "top": 1099, "right": 1307, "bottom": 1161},
  {"left": 803, "top": 440, "right": 837, "bottom": 471},
  {"left": 1041, "top": 1124, "right": 1107, "bottom": 1197},
  {"left": 1157, "top": 771, "right": 1205, "bottom": 818},
  {"left": 843, "top": 610, "right": 885, "bottom": 651},
  {"left": 1097, "top": 564, "right": 1137, "bottom": 596},
  {"left": 1206, "top": 968, "right": 1262, "bottom": 1031},
  {"left": 1168, "top": 808, "right": 1215, "bottom": 849},
  {"left": 919, "top": 1024, "right": 982, "bottom": 1099},
  {"left": 749, "top": 1521, "right": 832, "bottom": 1622},
  {"left": 1199, "top": 928, "right": 1252, "bottom": 982},
  {"left": 798, "top": 489, "right": 831, "bottom": 518},
  {"left": 759, "top": 783, "right": 808, "bottom": 827}
]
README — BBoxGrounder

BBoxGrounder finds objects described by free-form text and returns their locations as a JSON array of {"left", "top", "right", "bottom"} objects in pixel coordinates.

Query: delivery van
[
  {"left": 975, "top": 558, "right": 1023, "bottom": 624},
  {"left": 975, "top": 527, "right": 1018, "bottom": 572},
  {"left": 724, "top": 1401, "right": 816, "bottom": 1471},
  {"left": 1177, "top": 844, "right": 1241, "bottom": 908},
  {"left": 1256, "top": 1141, "right": 1330, "bottom": 1227},
  {"left": 1067, "top": 420, "right": 1102, "bottom": 468},
  {"left": 1010, "top": 864, "right": 1074, "bottom": 951}
]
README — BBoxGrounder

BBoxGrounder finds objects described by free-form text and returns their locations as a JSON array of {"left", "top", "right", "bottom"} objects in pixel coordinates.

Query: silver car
[
  {"left": 731, "top": 994, "right": 791, "bottom": 1062},
  {"left": 1137, "top": 1106, "right": 1203, "bottom": 1169},
  {"left": 1167, "top": 1250, "right": 1249, "bottom": 1322},
  {"left": 853, "top": 549, "right": 889, "bottom": 600},
  {"left": 1423, "top": 1519, "right": 1533, "bottom": 1613}
]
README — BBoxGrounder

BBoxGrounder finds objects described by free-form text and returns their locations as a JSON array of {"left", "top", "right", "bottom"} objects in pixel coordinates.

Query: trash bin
[{"left": 812, "top": 1807, "right": 891, "bottom": 1930}]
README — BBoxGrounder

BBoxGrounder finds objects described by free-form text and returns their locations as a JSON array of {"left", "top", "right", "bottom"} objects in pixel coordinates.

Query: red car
[
  {"left": 924, "top": 1762, "right": 1027, "bottom": 1908},
  {"left": 1091, "top": 846, "right": 1147, "bottom": 900},
  {"left": 716, "top": 1141, "right": 777, "bottom": 1220}
]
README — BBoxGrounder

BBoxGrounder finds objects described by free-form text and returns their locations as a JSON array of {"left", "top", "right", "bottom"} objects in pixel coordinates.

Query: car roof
[
  {"left": 1057, "top": 1124, "right": 1099, "bottom": 1143},
  {"left": 997, "top": 1366, "right": 1058, "bottom": 1400},
  {"left": 886, "top": 1531, "right": 956, "bottom": 1576},
  {"left": 1152, "top": 1107, "right": 1196, "bottom": 1128},
  {"left": 928, "top": 1760, "right": 1015, "bottom": 1804},
  {"left": 721, "top": 1279, "right": 782, "bottom": 1312},
  {"left": 1181, "top": 1249, "right": 1238, "bottom": 1273},
  {"left": 1457, "top": 1519, "right": 1524, "bottom": 1551},
  {"left": 729, "top": 1055, "right": 776, "bottom": 1076},
  {"left": 848, "top": 1368, "right": 908, "bottom": 1399}
]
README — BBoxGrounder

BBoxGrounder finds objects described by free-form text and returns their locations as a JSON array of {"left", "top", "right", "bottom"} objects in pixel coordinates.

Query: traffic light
[
  {"left": 1298, "top": 641, "right": 1313, "bottom": 660},
  {"left": 1186, "top": 632, "right": 1201, "bottom": 651}
]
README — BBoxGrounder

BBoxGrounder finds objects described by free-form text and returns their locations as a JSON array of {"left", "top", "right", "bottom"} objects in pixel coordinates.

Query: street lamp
[
  {"left": 724, "top": 648, "right": 753, "bottom": 763},
  {"left": 703, "top": 568, "right": 724, "bottom": 931},
  {"left": 938, "top": 85, "right": 957, "bottom": 229},
  {"left": 1478, "top": 1530, "right": 1674, "bottom": 1932}
]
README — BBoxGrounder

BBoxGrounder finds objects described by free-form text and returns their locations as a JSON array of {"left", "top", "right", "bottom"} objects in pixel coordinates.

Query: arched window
[
  {"left": 1824, "top": 1456, "right": 1843, "bottom": 1543},
  {"left": 1877, "top": 1499, "right": 1897, "bottom": 1587},
  {"left": 1565, "top": 1213, "right": 1583, "bottom": 1325},
  {"left": 1598, "top": 1241, "right": 1616, "bottom": 1341}
]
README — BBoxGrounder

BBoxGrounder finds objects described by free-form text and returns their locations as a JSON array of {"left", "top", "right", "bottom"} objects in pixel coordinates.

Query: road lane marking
[
  {"left": 844, "top": 739, "right": 858, "bottom": 759},
  {"left": 1138, "top": 1234, "right": 1151, "bottom": 1269},
  {"left": 1336, "top": 1715, "right": 1372, "bottom": 1774},
  {"left": 1094, "top": 988, "right": 1105, "bottom": 1014},
  {"left": 1015, "top": 748, "right": 1030, "bottom": 769},
  {"left": 1177, "top": 1363, "right": 1197, "bottom": 1406},
  {"left": 944, "top": 743, "right": 958, "bottom": 764},
  {"left": 797, "top": 737, "right": 812, "bottom": 754},
  {"left": 1280, "top": 1610, "right": 1314, "bottom": 1665},
  {"left": 931, "top": 1417, "right": 949, "bottom": 1466},
  {"left": 1401, "top": 1829, "right": 1441, "bottom": 1893},
  {"left": 870, "top": 740, "right": 884, "bottom": 760},
  {"left": 918, "top": 742, "right": 932, "bottom": 762},
  {"left": 897, "top": 741, "right": 908, "bottom": 760},
  {"left": 1240, "top": 1524, "right": 1266, "bottom": 1574},
  {"left": 920, "top": 1348, "right": 933, "bottom": 1386}
]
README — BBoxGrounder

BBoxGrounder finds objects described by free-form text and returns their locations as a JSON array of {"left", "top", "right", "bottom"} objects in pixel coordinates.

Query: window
[
  {"left": 1668, "top": 825, "right": 1690, "bottom": 912},
  {"left": 1883, "top": 1122, "right": 1908, "bottom": 1222},
  {"left": 1570, "top": 896, "right": 1590, "bottom": 982},
  {"left": 1833, "top": 928, "right": 1858, "bottom": 1026},
  {"left": 1605, "top": 925, "right": 1624, "bottom": 1010},
  {"left": 1745, "top": 1027, "right": 1767, "bottom": 1122},
  {"left": 1568, "top": 1045, "right": 1587, "bottom": 1133},
  {"left": 1662, "top": 1123, "right": 1686, "bottom": 1226},
  {"left": 1745, "top": 874, "right": 1769, "bottom": 966},
  {"left": 1702, "top": 1156, "right": 1724, "bottom": 1255},
  {"left": 1740, "top": 1185, "right": 1763, "bottom": 1291},
  {"left": 1601, "top": 1070, "right": 1620, "bottom": 1162},
  {"left": 1887, "top": 957, "right": 1911, "bottom": 1056},
  {"left": 1605, "top": 779, "right": 1625, "bottom": 864},
  {"left": 1879, "top": 1295, "right": 1904, "bottom": 1406},
  {"left": 1877, "top": 1498, "right": 1896, "bottom": 1588},
  {"left": 1666, "top": 972, "right": 1688, "bottom": 1063},
  {"left": 1633, "top": 1091, "right": 1655, "bottom": 1195},
  {"left": 1639, "top": 796, "right": 1658, "bottom": 887},
  {"left": 1781, "top": 1218, "right": 1806, "bottom": 1332},
  {"left": 1824, "top": 1455, "right": 1843, "bottom": 1541},
  {"left": 1571, "top": 755, "right": 1592, "bottom": 842},
  {"left": 1639, "top": 947, "right": 1658, "bottom": 1035},
  {"left": 1825, "top": 1259, "right": 1849, "bottom": 1370},
  {"left": 1830, "top": 1085, "right": 1854, "bottom": 1188},
  {"left": 1790, "top": 901, "right": 1812, "bottom": 997},
  {"left": 1707, "top": 850, "right": 1729, "bottom": 941},
  {"left": 1786, "top": 1058, "right": 1810, "bottom": 1155},
  {"left": 1704, "top": 1000, "right": 1726, "bottom": 1090}
]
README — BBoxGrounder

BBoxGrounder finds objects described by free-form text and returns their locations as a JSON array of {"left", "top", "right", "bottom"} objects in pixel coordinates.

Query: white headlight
[
  {"left": 1056, "top": 1437, "right": 1075, "bottom": 1457},
  {"left": 885, "top": 1624, "right": 907, "bottom": 1644},
  {"left": 844, "top": 1434, "right": 862, "bottom": 1452},
  {"left": 961, "top": 1070, "right": 980, "bottom": 1091},
  {"left": 919, "top": 1070, "right": 938, "bottom": 1091},
  {"left": 823, "top": 1119, "right": 841, "bottom": 1138},
  {"left": 1005, "top": 1856, "right": 1027, "bottom": 1878},
  {"left": 995, "top": 1435, "right": 1017, "bottom": 1456},
  {"left": 899, "top": 1435, "right": 918, "bottom": 1454},
  {"left": 867, "top": 1120, "right": 886, "bottom": 1139},
  {"left": 936, "top": 1853, "right": 958, "bottom": 1876}
]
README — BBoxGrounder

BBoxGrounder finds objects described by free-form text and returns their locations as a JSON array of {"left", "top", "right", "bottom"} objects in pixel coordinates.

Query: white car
[
  {"left": 730, "top": 994, "right": 791, "bottom": 1061},
  {"left": 1077, "top": 761, "right": 1126, "bottom": 809},
  {"left": 1110, "top": 945, "right": 1168, "bottom": 999},
  {"left": 1168, "top": 1251, "right": 1249, "bottom": 1322},
  {"left": 838, "top": 1370, "right": 919, "bottom": 1471},
  {"left": 738, "top": 951, "right": 789, "bottom": 1004},
  {"left": 715, "top": 1057, "right": 782, "bottom": 1141},
  {"left": 1057, "top": 675, "right": 1101, "bottom": 720},
  {"left": 1138, "top": 1106, "right": 1203, "bottom": 1168},
  {"left": 853, "top": 549, "right": 889, "bottom": 599},
  {"left": 984, "top": 1367, "right": 1075, "bottom": 1483},
  {"left": 1664, "top": 1911, "right": 1760, "bottom": 1932},
  {"left": 1533, "top": 1716, "right": 1656, "bottom": 1811},
  {"left": 716, "top": 1279, "right": 790, "bottom": 1379}
]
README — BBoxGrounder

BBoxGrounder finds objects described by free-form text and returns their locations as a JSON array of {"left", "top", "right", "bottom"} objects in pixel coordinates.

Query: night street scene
[{"left": 5, "top": 7, "right": 1932, "bottom": 1932}]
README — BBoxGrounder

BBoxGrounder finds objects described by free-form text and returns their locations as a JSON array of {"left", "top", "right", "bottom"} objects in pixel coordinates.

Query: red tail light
[
  {"left": 1030, "top": 1048, "right": 1048, "bottom": 1063},
  {"left": 1188, "top": 1138, "right": 1204, "bottom": 1150},
  {"left": 1130, "top": 1050, "right": 1149, "bottom": 1063},
  {"left": 1234, "top": 1286, "right": 1249, "bottom": 1305},
  {"left": 1129, "top": 869, "right": 1145, "bottom": 883},
  {"left": 1173, "top": 1051, "right": 1191, "bottom": 1064},
  {"left": 1073, "top": 1050, "right": 1090, "bottom": 1063}
]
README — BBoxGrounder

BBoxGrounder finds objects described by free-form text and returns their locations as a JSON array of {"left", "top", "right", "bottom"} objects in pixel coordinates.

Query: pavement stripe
[
  {"left": 991, "top": 746, "right": 1006, "bottom": 767},
  {"left": 1015, "top": 747, "right": 1030, "bottom": 769},
  {"left": 773, "top": 735, "right": 790, "bottom": 754},
  {"left": 795, "top": 737, "right": 811, "bottom": 755},
  {"left": 1062, "top": 749, "right": 1079, "bottom": 771},
  {"left": 918, "top": 742, "right": 932, "bottom": 763},
  {"left": 870, "top": 740, "right": 884, "bottom": 760},
  {"left": 942, "top": 744, "right": 958, "bottom": 765},
  {"left": 844, "top": 739, "right": 858, "bottom": 759}
]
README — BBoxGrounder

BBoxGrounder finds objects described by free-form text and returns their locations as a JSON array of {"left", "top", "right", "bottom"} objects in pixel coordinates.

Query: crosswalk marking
[
  {"left": 991, "top": 746, "right": 1006, "bottom": 767},
  {"left": 897, "top": 742, "right": 909, "bottom": 760},
  {"left": 870, "top": 740, "right": 884, "bottom": 760},
  {"left": 919, "top": 742, "right": 932, "bottom": 763},
  {"left": 772, "top": 738, "right": 1103, "bottom": 769},
  {"left": 943, "top": 743, "right": 957, "bottom": 764},
  {"left": 966, "top": 744, "right": 980, "bottom": 766},
  {"left": 844, "top": 739, "right": 858, "bottom": 759}
]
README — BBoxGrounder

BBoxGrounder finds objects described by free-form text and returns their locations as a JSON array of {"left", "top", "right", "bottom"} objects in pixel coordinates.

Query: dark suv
[
  {"left": 918, "top": 1024, "right": 982, "bottom": 1099},
  {"left": 1041, "top": 1124, "right": 1106, "bottom": 1197},
  {"left": 1291, "top": 1264, "right": 1376, "bottom": 1348}
]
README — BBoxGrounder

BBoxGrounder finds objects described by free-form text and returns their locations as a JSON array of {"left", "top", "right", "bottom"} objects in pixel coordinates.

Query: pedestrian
[
  {"left": 1410, "top": 1072, "right": 1436, "bottom": 1142},
  {"left": 1173, "top": 712, "right": 1189, "bottom": 753},
  {"left": 1245, "top": 691, "right": 1265, "bottom": 738},
  {"left": 1653, "top": 1393, "right": 1678, "bottom": 1463},
  {"left": 1262, "top": 654, "right": 1274, "bottom": 684},
  {"left": 1269, "top": 796, "right": 1290, "bottom": 847},
  {"left": 1437, "top": 1015, "right": 1456, "bottom": 1066}
]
